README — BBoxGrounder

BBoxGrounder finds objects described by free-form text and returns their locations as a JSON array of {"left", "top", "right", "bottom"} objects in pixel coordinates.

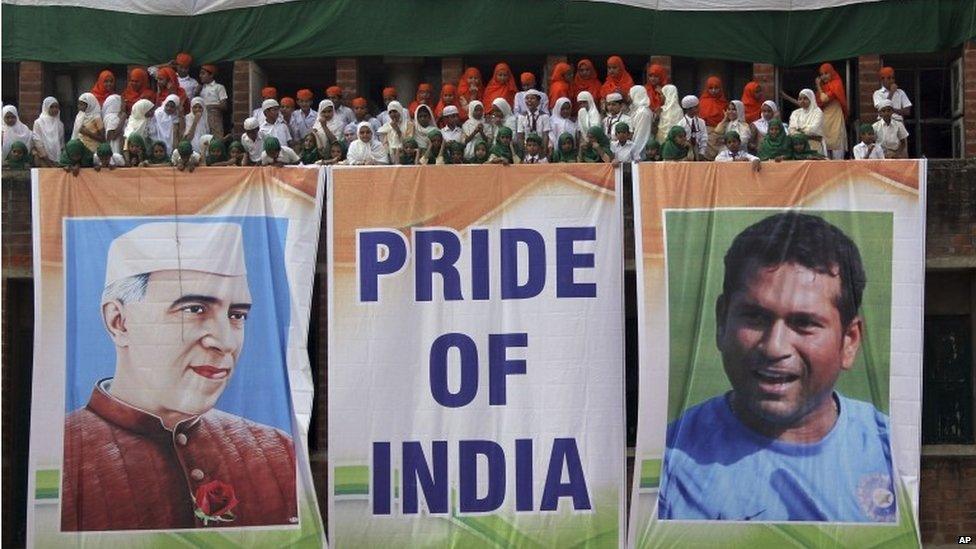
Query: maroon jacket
[{"left": 61, "top": 380, "right": 298, "bottom": 531}]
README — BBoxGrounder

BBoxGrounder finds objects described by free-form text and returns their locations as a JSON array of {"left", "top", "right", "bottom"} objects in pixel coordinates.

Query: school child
[
  {"left": 346, "top": 122, "right": 389, "bottom": 165},
  {"left": 123, "top": 68, "right": 157, "bottom": 113},
  {"left": 99, "top": 94, "right": 125, "bottom": 155},
  {"left": 443, "top": 141, "right": 466, "bottom": 165},
  {"left": 873, "top": 100, "right": 909, "bottom": 158},
  {"left": 656, "top": 85, "right": 683, "bottom": 143},
  {"left": 548, "top": 97, "right": 578, "bottom": 154},
  {"left": 439, "top": 106, "right": 463, "bottom": 143},
  {"left": 90, "top": 70, "right": 116, "bottom": 106},
  {"left": 714, "top": 100, "right": 754, "bottom": 155},
  {"left": 602, "top": 93, "right": 631, "bottom": 138},
  {"left": 421, "top": 128, "right": 445, "bottom": 165},
  {"left": 143, "top": 140, "right": 173, "bottom": 166},
  {"left": 227, "top": 141, "right": 247, "bottom": 166},
  {"left": 260, "top": 136, "right": 300, "bottom": 166},
  {"left": 610, "top": 122, "right": 637, "bottom": 164},
  {"left": 377, "top": 87, "right": 399, "bottom": 127},
  {"left": 124, "top": 134, "right": 148, "bottom": 166},
  {"left": 548, "top": 62, "right": 573, "bottom": 111},
  {"left": 154, "top": 67, "right": 188, "bottom": 113},
  {"left": 523, "top": 133, "right": 548, "bottom": 163},
  {"left": 59, "top": 139, "right": 94, "bottom": 175},
  {"left": 397, "top": 138, "right": 419, "bottom": 165},
  {"left": 124, "top": 99, "right": 154, "bottom": 150},
  {"left": 714, "top": 131, "right": 760, "bottom": 165},
  {"left": 4, "top": 141, "right": 32, "bottom": 170},
  {"left": 204, "top": 139, "right": 233, "bottom": 166},
  {"left": 172, "top": 52, "right": 200, "bottom": 98},
  {"left": 434, "top": 85, "right": 465, "bottom": 122},
  {"left": 252, "top": 87, "right": 278, "bottom": 124},
  {"left": 573, "top": 60, "right": 603, "bottom": 103},
  {"left": 814, "top": 63, "right": 849, "bottom": 159},
  {"left": 93, "top": 142, "right": 126, "bottom": 171},
  {"left": 183, "top": 97, "right": 210, "bottom": 153},
  {"left": 2, "top": 105, "right": 35, "bottom": 161},
  {"left": 482, "top": 63, "right": 517, "bottom": 111},
  {"left": 516, "top": 90, "right": 550, "bottom": 150},
  {"left": 852, "top": 123, "right": 885, "bottom": 160},
  {"left": 71, "top": 93, "right": 105, "bottom": 153},
  {"left": 678, "top": 96, "right": 708, "bottom": 160},
  {"left": 342, "top": 124, "right": 358, "bottom": 146},
  {"left": 240, "top": 117, "right": 263, "bottom": 165},
  {"left": 514, "top": 73, "right": 549, "bottom": 116},
  {"left": 287, "top": 88, "right": 316, "bottom": 141},
  {"left": 279, "top": 97, "right": 299, "bottom": 145},
  {"left": 698, "top": 76, "right": 729, "bottom": 160},
  {"left": 787, "top": 89, "right": 825, "bottom": 155},
  {"left": 468, "top": 139, "right": 490, "bottom": 164},
  {"left": 327, "top": 86, "right": 356, "bottom": 126},
  {"left": 413, "top": 104, "right": 438, "bottom": 151},
  {"left": 486, "top": 127, "right": 520, "bottom": 165},
  {"left": 351, "top": 97, "right": 382, "bottom": 134},
  {"left": 258, "top": 99, "right": 292, "bottom": 146},
  {"left": 408, "top": 83, "right": 434, "bottom": 117},
  {"left": 752, "top": 100, "right": 783, "bottom": 144},
  {"left": 198, "top": 64, "right": 228, "bottom": 138},
  {"left": 600, "top": 56, "right": 636, "bottom": 105},
  {"left": 291, "top": 132, "right": 319, "bottom": 165},
  {"left": 643, "top": 139, "right": 662, "bottom": 162},
  {"left": 490, "top": 98, "right": 518, "bottom": 134},
  {"left": 311, "top": 100, "right": 344, "bottom": 151},
  {"left": 787, "top": 133, "right": 826, "bottom": 160},
  {"left": 579, "top": 126, "right": 612, "bottom": 163},
  {"left": 462, "top": 100, "right": 494, "bottom": 159},
  {"left": 150, "top": 94, "right": 184, "bottom": 154},
  {"left": 171, "top": 140, "right": 201, "bottom": 171},
  {"left": 575, "top": 91, "right": 602, "bottom": 136},
  {"left": 741, "top": 81, "right": 764, "bottom": 123},
  {"left": 757, "top": 118, "right": 790, "bottom": 161},
  {"left": 661, "top": 126, "right": 691, "bottom": 161},
  {"left": 874, "top": 67, "right": 912, "bottom": 121},
  {"left": 644, "top": 63, "right": 668, "bottom": 112},
  {"left": 457, "top": 67, "right": 483, "bottom": 112},
  {"left": 551, "top": 132, "right": 577, "bottom": 163},
  {"left": 321, "top": 140, "right": 347, "bottom": 165},
  {"left": 628, "top": 85, "right": 653, "bottom": 153},
  {"left": 377, "top": 100, "right": 412, "bottom": 161}
]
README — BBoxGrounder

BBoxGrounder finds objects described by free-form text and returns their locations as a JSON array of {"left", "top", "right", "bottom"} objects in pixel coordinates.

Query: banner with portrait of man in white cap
[{"left": 26, "top": 167, "right": 327, "bottom": 548}]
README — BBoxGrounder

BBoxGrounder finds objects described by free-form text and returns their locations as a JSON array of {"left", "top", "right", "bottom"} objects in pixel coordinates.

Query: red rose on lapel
[{"left": 193, "top": 480, "right": 239, "bottom": 525}]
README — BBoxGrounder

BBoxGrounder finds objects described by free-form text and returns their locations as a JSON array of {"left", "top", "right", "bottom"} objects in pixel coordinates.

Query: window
[
  {"left": 2, "top": 62, "right": 18, "bottom": 108},
  {"left": 882, "top": 50, "right": 959, "bottom": 158}
]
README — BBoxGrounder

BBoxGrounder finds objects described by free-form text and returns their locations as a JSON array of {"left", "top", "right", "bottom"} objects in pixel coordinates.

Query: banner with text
[
  {"left": 27, "top": 167, "right": 326, "bottom": 548},
  {"left": 628, "top": 161, "right": 925, "bottom": 548},
  {"left": 328, "top": 164, "right": 626, "bottom": 547}
]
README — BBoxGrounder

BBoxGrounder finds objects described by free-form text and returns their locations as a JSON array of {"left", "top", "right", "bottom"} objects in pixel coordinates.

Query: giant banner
[
  {"left": 27, "top": 167, "right": 327, "bottom": 548},
  {"left": 328, "top": 164, "right": 626, "bottom": 547},
  {"left": 628, "top": 161, "right": 925, "bottom": 548}
]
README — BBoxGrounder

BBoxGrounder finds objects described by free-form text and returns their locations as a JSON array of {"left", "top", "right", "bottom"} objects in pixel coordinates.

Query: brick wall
[
  {"left": 441, "top": 57, "right": 464, "bottom": 91},
  {"left": 752, "top": 63, "right": 775, "bottom": 94},
  {"left": 927, "top": 160, "right": 976, "bottom": 265},
  {"left": 231, "top": 60, "right": 251, "bottom": 136},
  {"left": 858, "top": 55, "right": 882, "bottom": 124},
  {"left": 17, "top": 62, "right": 43, "bottom": 128},
  {"left": 921, "top": 456, "right": 976, "bottom": 545},
  {"left": 964, "top": 42, "right": 976, "bottom": 158},
  {"left": 1, "top": 175, "right": 32, "bottom": 276},
  {"left": 335, "top": 58, "right": 358, "bottom": 102}
]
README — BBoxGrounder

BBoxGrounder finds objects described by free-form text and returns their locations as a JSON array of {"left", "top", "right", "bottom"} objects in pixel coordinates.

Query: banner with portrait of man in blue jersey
[{"left": 628, "top": 161, "right": 925, "bottom": 548}]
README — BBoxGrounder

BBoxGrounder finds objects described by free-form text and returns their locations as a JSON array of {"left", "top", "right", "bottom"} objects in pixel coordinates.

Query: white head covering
[
  {"left": 680, "top": 95, "right": 699, "bottom": 109},
  {"left": 71, "top": 92, "right": 102, "bottom": 140},
  {"left": 104, "top": 222, "right": 247, "bottom": 290},
  {"left": 461, "top": 100, "right": 492, "bottom": 159},
  {"left": 729, "top": 100, "right": 746, "bottom": 122},
  {"left": 2, "top": 105, "right": 34, "bottom": 158},
  {"left": 346, "top": 120, "right": 389, "bottom": 165},
  {"left": 243, "top": 116, "right": 259, "bottom": 131},
  {"left": 605, "top": 92, "right": 623, "bottom": 103},
  {"left": 466, "top": 99, "right": 484, "bottom": 121},
  {"left": 124, "top": 98, "right": 154, "bottom": 141},
  {"left": 152, "top": 94, "right": 182, "bottom": 153},
  {"left": 657, "top": 85, "right": 684, "bottom": 142},
  {"left": 184, "top": 97, "right": 211, "bottom": 153},
  {"left": 549, "top": 97, "right": 578, "bottom": 149},
  {"left": 762, "top": 100, "right": 779, "bottom": 118},
  {"left": 628, "top": 86, "right": 653, "bottom": 152},
  {"left": 490, "top": 98, "right": 517, "bottom": 132},
  {"left": 101, "top": 94, "right": 124, "bottom": 154},
  {"left": 575, "top": 91, "right": 601, "bottom": 134},
  {"left": 32, "top": 97, "right": 64, "bottom": 161},
  {"left": 754, "top": 100, "right": 780, "bottom": 135},
  {"left": 377, "top": 100, "right": 410, "bottom": 152},
  {"left": 442, "top": 105, "right": 459, "bottom": 117},
  {"left": 262, "top": 98, "right": 280, "bottom": 110},
  {"left": 413, "top": 104, "right": 437, "bottom": 149},
  {"left": 788, "top": 88, "right": 824, "bottom": 140},
  {"left": 877, "top": 98, "right": 893, "bottom": 110}
]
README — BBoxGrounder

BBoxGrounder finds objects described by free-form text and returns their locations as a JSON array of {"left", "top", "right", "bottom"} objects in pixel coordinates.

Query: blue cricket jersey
[{"left": 658, "top": 392, "right": 897, "bottom": 522}]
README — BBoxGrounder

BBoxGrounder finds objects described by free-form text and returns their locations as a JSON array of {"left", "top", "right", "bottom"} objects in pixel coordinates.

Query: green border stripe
[
  {"left": 334, "top": 464, "right": 370, "bottom": 496},
  {"left": 640, "top": 459, "right": 662, "bottom": 489},
  {"left": 35, "top": 469, "right": 60, "bottom": 500}
]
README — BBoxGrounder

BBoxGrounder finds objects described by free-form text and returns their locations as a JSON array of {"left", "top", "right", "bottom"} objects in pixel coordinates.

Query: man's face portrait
[
  {"left": 716, "top": 259, "right": 863, "bottom": 436},
  {"left": 103, "top": 270, "right": 252, "bottom": 419}
]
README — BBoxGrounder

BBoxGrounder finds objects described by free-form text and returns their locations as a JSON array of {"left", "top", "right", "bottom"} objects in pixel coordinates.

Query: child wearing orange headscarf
[
  {"left": 815, "top": 62, "right": 849, "bottom": 159},
  {"left": 599, "top": 56, "right": 635, "bottom": 105},
  {"left": 408, "top": 83, "right": 434, "bottom": 117},
  {"left": 573, "top": 59, "right": 602, "bottom": 104},
  {"left": 122, "top": 68, "right": 156, "bottom": 113},
  {"left": 741, "top": 81, "right": 764, "bottom": 123},
  {"left": 457, "top": 67, "right": 483, "bottom": 111},
  {"left": 434, "top": 84, "right": 467, "bottom": 124},
  {"left": 698, "top": 76, "right": 728, "bottom": 160},
  {"left": 90, "top": 70, "right": 117, "bottom": 106},
  {"left": 154, "top": 67, "right": 188, "bottom": 114},
  {"left": 548, "top": 62, "right": 573, "bottom": 111},
  {"left": 644, "top": 63, "right": 668, "bottom": 112},
  {"left": 482, "top": 63, "right": 517, "bottom": 110}
]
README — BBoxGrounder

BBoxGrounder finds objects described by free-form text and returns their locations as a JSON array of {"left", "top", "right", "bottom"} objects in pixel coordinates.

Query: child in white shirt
[
  {"left": 516, "top": 90, "right": 550, "bottom": 150},
  {"left": 678, "top": 95, "right": 708, "bottom": 160},
  {"left": 439, "top": 105, "right": 464, "bottom": 143},
  {"left": 522, "top": 133, "right": 548, "bottom": 164},
  {"left": 602, "top": 92, "right": 632, "bottom": 137},
  {"left": 872, "top": 100, "right": 909, "bottom": 158},
  {"left": 852, "top": 124, "right": 885, "bottom": 160},
  {"left": 610, "top": 122, "right": 637, "bottom": 164},
  {"left": 714, "top": 131, "right": 760, "bottom": 166}
]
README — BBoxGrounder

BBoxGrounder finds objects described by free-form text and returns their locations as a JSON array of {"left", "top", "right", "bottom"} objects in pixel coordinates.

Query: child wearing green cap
[
  {"left": 171, "top": 139, "right": 201, "bottom": 172},
  {"left": 610, "top": 121, "right": 637, "bottom": 165},
  {"left": 93, "top": 142, "right": 126, "bottom": 171},
  {"left": 852, "top": 123, "right": 885, "bottom": 160}
]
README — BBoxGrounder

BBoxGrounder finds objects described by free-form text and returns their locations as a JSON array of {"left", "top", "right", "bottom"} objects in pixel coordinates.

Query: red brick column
[
  {"left": 752, "top": 63, "right": 775, "bottom": 93},
  {"left": 963, "top": 41, "right": 976, "bottom": 158},
  {"left": 335, "top": 58, "right": 358, "bottom": 102},
  {"left": 17, "top": 62, "right": 43, "bottom": 127},
  {"left": 858, "top": 54, "right": 882, "bottom": 124},
  {"left": 545, "top": 54, "right": 568, "bottom": 85},
  {"left": 231, "top": 60, "right": 251, "bottom": 136},
  {"left": 441, "top": 57, "right": 464, "bottom": 90}
]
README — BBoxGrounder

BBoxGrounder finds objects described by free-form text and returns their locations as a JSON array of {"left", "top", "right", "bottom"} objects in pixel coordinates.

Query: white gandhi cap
[
  {"left": 104, "top": 222, "right": 247, "bottom": 288},
  {"left": 681, "top": 95, "right": 700, "bottom": 109}
]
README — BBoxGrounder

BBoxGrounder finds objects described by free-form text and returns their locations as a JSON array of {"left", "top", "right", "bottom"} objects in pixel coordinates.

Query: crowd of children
[{"left": 1, "top": 54, "right": 913, "bottom": 172}]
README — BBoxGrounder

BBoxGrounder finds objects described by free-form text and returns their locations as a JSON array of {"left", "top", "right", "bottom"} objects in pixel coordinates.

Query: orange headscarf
[
  {"left": 434, "top": 84, "right": 466, "bottom": 122},
  {"left": 457, "top": 67, "right": 483, "bottom": 102},
  {"left": 408, "top": 83, "right": 434, "bottom": 116},
  {"left": 482, "top": 63, "right": 517, "bottom": 109},
  {"left": 698, "top": 76, "right": 728, "bottom": 127},
  {"left": 644, "top": 63, "right": 669, "bottom": 111},
  {"left": 817, "top": 63, "right": 849, "bottom": 118},
  {"left": 741, "top": 81, "right": 764, "bottom": 123},
  {"left": 90, "top": 70, "right": 116, "bottom": 105},
  {"left": 155, "top": 66, "right": 188, "bottom": 113},
  {"left": 572, "top": 59, "right": 602, "bottom": 103},
  {"left": 548, "top": 62, "right": 573, "bottom": 110},
  {"left": 879, "top": 66, "right": 895, "bottom": 79},
  {"left": 122, "top": 67, "right": 156, "bottom": 112},
  {"left": 599, "top": 56, "right": 635, "bottom": 102}
]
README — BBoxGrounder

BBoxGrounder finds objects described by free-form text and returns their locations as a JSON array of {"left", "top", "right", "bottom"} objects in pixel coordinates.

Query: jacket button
[
  {"left": 176, "top": 433, "right": 188, "bottom": 446},
  {"left": 190, "top": 469, "right": 205, "bottom": 481}
]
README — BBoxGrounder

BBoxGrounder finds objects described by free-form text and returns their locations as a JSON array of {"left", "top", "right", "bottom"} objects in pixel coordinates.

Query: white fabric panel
[{"left": 591, "top": 0, "right": 885, "bottom": 10}]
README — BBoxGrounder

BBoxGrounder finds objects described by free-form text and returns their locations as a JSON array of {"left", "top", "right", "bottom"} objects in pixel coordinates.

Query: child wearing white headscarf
[
  {"left": 311, "top": 99, "right": 345, "bottom": 151},
  {"left": 183, "top": 97, "right": 211, "bottom": 153},
  {"left": 490, "top": 98, "right": 518, "bottom": 134},
  {"left": 71, "top": 92, "right": 105, "bottom": 153},
  {"left": 2, "top": 105, "right": 35, "bottom": 159},
  {"left": 714, "top": 99, "right": 754, "bottom": 153},
  {"left": 32, "top": 97, "right": 64, "bottom": 165},
  {"left": 788, "top": 89, "right": 826, "bottom": 154},
  {"left": 549, "top": 97, "right": 578, "bottom": 154},
  {"left": 656, "top": 85, "right": 683, "bottom": 143},
  {"left": 412, "top": 104, "right": 438, "bottom": 151},
  {"left": 575, "top": 91, "right": 602, "bottom": 137},
  {"left": 101, "top": 94, "right": 125, "bottom": 155},
  {"left": 346, "top": 121, "right": 389, "bottom": 165},
  {"left": 628, "top": 86, "right": 654, "bottom": 154},
  {"left": 151, "top": 94, "right": 183, "bottom": 154},
  {"left": 124, "top": 99, "right": 154, "bottom": 147},
  {"left": 377, "top": 100, "right": 412, "bottom": 160},
  {"left": 462, "top": 100, "right": 494, "bottom": 159}
]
